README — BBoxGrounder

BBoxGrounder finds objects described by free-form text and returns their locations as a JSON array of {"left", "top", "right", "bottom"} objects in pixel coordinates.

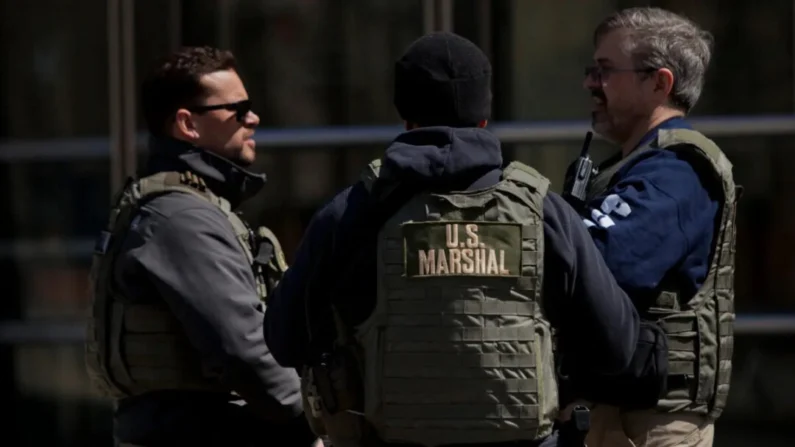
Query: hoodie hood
[
  {"left": 145, "top": 136, "right": 266, "bottom": 208},
  {"left": 378, "top": 126, "right": 503, "bottom": 191}
]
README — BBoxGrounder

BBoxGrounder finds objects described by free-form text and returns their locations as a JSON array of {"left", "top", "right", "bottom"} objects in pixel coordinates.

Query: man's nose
[
  {"left": 583, "top": 73, "right": 600, "bottom": 90},
  {"left": 245, "top": 111, "right": 260, "bottom": 127}
]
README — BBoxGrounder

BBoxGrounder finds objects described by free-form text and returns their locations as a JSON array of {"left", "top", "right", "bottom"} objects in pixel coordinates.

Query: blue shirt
[{"left": 583, "top": 118, "right": 720, "bottom": 303}]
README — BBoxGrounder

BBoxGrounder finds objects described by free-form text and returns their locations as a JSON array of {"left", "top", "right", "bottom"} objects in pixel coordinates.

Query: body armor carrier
[
  {"left": 84, "top": 171, "right": 288, "bottom": 399},
  {"left": 586, "top": 128, "right": 739, "bottom": 419},
  {"left": 303, "top": 160, "right": 559, "bottom": 446}
]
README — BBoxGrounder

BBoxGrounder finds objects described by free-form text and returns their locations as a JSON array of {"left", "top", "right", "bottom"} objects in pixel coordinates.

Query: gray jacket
[{"left": 112, "top": 137, "right": 310, "bottom": 446}]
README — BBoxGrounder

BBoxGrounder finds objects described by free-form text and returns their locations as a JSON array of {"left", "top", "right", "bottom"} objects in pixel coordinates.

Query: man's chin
[
  {"left": 591, "top": 121, "right": 619, "bottom": 144},
  {"left": 234, "top": 155, "right": 256, "bottom": 168},
  {"left": 236, "top": 150, "right": 257, "bottom": 167}
]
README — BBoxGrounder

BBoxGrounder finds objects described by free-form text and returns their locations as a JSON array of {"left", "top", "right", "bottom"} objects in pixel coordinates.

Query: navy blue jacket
[
  {"left": 264, "top": 127, "right": 640, "bottom": 377},
  {"left": 583, "top": 118, "right": 720, "bottom": 304}
]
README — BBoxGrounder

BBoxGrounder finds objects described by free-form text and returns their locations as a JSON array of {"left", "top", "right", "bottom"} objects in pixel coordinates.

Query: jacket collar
[{"left": 144, "top": 136, "right": 266, "bottom": 208}]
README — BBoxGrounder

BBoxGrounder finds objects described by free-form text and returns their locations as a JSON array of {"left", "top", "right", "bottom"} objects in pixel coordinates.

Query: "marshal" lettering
[{"left": 416, "top": 223, "right": 511, "bottom": 276}]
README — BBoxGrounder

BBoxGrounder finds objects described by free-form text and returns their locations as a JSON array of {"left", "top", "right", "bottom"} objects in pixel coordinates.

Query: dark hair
[{"left": 141, "top": 46, "right": 237, "bottom": 136}]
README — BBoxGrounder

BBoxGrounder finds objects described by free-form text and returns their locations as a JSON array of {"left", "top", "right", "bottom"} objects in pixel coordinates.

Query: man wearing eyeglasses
[
  {"left": 560, "top": 7, "right": 740, "bottom": 447},
  {"left": 84, "top": 46, "right": 317, "bottom": 446}
]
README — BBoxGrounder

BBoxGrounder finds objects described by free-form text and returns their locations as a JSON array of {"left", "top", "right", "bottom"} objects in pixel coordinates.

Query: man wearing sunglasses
[
  {"left": 560, "top": 7, "right": 740, "bottom": 447},
  {"left": 84, "top": 46, "right": 316, "bottom": 446}
]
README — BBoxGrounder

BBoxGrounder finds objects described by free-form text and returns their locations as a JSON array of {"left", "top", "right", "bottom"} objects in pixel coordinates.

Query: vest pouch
[
  {"left": 314, "top": 344, "right": 369, "bottom": 446},
  {"left": 301, "top": 366, "right": 328, "bottom": 436},
  {"left": 652, "top": 307, "right": 699, "bottom": 408},
  {"left": 108, "top": 302, "right": 135, "bottom": 393},
  {"left": 694, "top": 294, "right": 720, "bottom": 407},
  {"left": 253, "top": 226, "right": 289, "bottom": 298},
  {"left": 534, "top": 318, "right": 560, "bottom": 434}
]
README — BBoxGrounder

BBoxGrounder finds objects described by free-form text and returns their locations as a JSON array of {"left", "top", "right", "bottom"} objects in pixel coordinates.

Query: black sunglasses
[{"left": 188, "top": 99, "right": 253, "bottom": 122}]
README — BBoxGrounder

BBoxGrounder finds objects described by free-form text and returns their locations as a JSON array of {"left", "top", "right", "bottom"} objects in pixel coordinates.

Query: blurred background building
[{"left": 0, "top": 0, "right": 794, "bottom": 445}]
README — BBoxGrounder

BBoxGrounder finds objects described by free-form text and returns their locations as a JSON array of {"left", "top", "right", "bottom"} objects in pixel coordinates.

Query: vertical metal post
[
  {"left": 169, "top": 0, "right": 182, "bottom": 51},
  {"left": 477, "top": 0, "right": 492, "bottom": 60},
  {"left": 108, "top": 0, "right": 137, "bottom": 195},
  {"left": 218, "top": 0, "right": 238, "bottom": 50},
  {"left": 437, "top": 0, "right": 453, "bottom": 32},
  {"left": 423, "top": 0, "right": 435, "bottom": 34},
  {"left": 108, "top": 0, "right": 122, "bottom": 195},
  {"left": 121, "top": 0, "right": 137, "bottom": 180},
  {"left": 422, "top": 0, "right": 454, "bottom": 34}
]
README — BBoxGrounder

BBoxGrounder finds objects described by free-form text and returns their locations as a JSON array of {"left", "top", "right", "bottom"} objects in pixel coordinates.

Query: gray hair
[{"left": 594, "top": 7, "right": 714, "bottom": 113}]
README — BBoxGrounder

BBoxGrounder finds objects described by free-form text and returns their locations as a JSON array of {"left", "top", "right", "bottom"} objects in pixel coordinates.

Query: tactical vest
[
  {"left": 305, "top": 159, "right": 559, "bottom": 446},
  {"left": 84, "top": 171, "right": 288, "bottom": 399},
  {"left": 586, "top": 128, "right": 738, "bottom": 419}
]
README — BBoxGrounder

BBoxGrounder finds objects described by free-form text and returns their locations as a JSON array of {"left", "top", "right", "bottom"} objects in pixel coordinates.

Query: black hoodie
[{"left": 265, "top": 127, "right": 639, "bottom": 378}]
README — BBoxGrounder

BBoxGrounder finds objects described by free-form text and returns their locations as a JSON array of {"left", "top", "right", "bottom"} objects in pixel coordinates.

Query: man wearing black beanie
[{"left": 264, "top": 31, "right": 642, "bottom": 447}]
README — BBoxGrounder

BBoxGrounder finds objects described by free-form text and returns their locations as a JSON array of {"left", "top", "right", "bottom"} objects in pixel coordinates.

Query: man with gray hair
[{"left": 561, "top": 7, "right": 741, "bottom": 447}]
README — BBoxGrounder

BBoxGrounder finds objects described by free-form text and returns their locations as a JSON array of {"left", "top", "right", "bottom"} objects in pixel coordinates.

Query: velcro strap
[
  {"left": 668, "top": 360, "right": 694, "bottom": 376},
  {"left": 388, "top": 299, "right": 535, "bottom": 316},
  {"left": 386, "top": 326, "right": 535, "bottom": 343},
  {"left": 384, "top": 403, "right": 540, "bottom": 420},
  {"left": 719, "top": 341, "right": 734, "bottom": 359},
  {"left": 667, "top": 339, "right": 695, "bottom": 352},
  {"left": 659, "top": 320, "right": 694, "bottom": 334},
  {"left": 715, "top": 273, "right": 733, "bottom": 289}
]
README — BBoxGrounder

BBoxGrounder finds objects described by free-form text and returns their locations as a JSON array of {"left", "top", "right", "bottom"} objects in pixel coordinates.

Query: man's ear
[
  {"left": 477, "top": 119, "right": 488, "bottom": 128},
  {"left": 654, "top": 68, "right": 675, "bottom": 97},
  {"left": 174, "top": 108, "right": 200, "bottom": 140}
]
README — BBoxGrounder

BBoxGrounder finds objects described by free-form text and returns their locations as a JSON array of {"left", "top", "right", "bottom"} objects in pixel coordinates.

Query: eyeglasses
[
  {"left": 584, "top": 66, "right": 657, "bottom": 82},
  {"left": 188, "top": 99, "right": 253, "bottom": 122}
]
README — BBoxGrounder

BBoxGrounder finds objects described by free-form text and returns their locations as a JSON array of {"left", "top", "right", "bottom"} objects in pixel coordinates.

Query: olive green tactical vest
[
  {"left": 306, "top": 159, "right": 559, "bottom": 447},
  {"left": 586, "top": 128, "right": 738, "bottom": 419},
  {"left": 84, "top": 171, "right": 287, "bottom": 399}
]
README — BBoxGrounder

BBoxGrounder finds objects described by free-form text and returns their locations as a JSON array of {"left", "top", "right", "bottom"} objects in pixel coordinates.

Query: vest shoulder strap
[
  {"left": 502, "top": 161, "right": 550, "bottom": 197},
  {"left": 136, "top": 171, "right": 232, "bottom": 212},
  {"left": 656, "top": 128, "right": 736, "bottom": 201},
  {"left": 137, "top": 171, "right": 252, "bottom": 260},
  {"left": 360, "top": 158, "right": 552, "bottom": 200},
  {"left": 657, "top": 129, "right": 733, "bottom": 175}
]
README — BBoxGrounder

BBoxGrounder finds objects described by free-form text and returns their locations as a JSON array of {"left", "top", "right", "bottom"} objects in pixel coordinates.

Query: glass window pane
[
  {"left": 9, "top": 345, "right": 112, "bottom": 446},
  {"left": 224, "top": 0, "right": 423, "bottom": 127},
  {"left": 494, "top": 0, "right": 794, "bottom": 120},
  {"left": 0, "top": 0, "right": 109, "bottom": 139},
  {"left": 233, "top": 143, "right": 386, "bottom": 258},
  {"left": 1, "top": 160, "right": 108, "bottom": 319},
  {"left": 654, "top": 0, "right": 795, "bottom": 116}
]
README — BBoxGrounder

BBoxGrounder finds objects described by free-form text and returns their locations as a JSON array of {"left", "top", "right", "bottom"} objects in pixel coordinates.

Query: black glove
[{"left": 570, "top": 321, "right": 669, "bottom": 410}]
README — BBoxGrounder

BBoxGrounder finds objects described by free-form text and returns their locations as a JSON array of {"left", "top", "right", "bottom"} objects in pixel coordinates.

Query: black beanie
[{"left": 394, "top": 31, "right": 492, "bottom": 127}]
